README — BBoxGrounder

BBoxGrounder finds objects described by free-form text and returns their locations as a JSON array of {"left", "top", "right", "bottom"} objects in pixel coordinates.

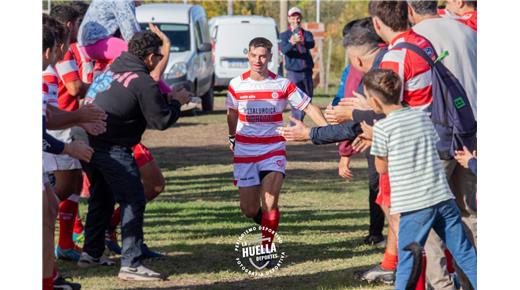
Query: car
[
  {"left": 209, "top": 15, "right": 282, "bottom": 91},
  {"left": 136, "top": 3, "right": 215, "bottom": 111}
]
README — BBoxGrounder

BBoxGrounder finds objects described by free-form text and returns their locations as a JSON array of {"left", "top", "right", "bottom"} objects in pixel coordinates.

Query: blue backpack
[{"left": 393, "top": 42, "right": 477, "bottom": 160}]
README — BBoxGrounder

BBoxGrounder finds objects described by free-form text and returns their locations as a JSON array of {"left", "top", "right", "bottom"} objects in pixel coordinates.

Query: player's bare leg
[
  {"left": 239, "top": 185, "right": 261, "bottom": 218},
  {"left": 43, "top": 183, "right": 59, "bottom": 289}
]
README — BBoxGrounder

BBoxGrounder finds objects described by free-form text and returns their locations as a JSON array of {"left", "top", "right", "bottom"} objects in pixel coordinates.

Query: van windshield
[{"left": 139, "top": 23, "right": 190, "bottom": 52}]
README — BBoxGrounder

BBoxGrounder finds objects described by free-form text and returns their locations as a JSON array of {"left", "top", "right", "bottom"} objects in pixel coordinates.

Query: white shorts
[
  {"left": 42, "top": 151, "right": 82, "bottom": 173},
  {"left": 233, "top": 156, "right": 286, "bottom": 187}
]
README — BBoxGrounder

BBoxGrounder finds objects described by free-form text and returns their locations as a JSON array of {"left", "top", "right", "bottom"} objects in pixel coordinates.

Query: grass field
[{"left": 57, "top": 94, "right": 392, "bottom": 290}]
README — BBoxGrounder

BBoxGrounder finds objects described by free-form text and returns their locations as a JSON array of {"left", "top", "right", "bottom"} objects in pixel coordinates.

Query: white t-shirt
[
  {"left": 226, "top": 70, "right": 311, "bottom": 163},
  {"left": 413, "top": 17, "right": 477, "bottom": 119}
]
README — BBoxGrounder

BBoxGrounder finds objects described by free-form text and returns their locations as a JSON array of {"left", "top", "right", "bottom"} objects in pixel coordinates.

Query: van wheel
[{"left": 201, "top": 82, "right": 214, "bottom": 111}]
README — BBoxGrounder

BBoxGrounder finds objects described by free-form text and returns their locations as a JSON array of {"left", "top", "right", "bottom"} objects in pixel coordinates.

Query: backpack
[{"left": 393, "top": 42, "right": 477, "bottom": 160}]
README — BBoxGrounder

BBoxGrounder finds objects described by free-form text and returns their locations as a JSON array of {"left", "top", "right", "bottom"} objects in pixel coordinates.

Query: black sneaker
[
  {"left": 363, "top": 234, "right": 386, "bottom": 247},
  {"left": 54, "top": 276, "right": 81, "bottom": 290}
]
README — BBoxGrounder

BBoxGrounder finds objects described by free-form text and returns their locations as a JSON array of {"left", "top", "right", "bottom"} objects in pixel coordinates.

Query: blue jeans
[
  {"left": 395, "top": 199, "right": 477, "bottom": 290},
  {"left": 286, "top": 70, "right": 313, "bottom": 123},
  {"left": 81, "top": 145, "right": 146, "bottom": 267}
]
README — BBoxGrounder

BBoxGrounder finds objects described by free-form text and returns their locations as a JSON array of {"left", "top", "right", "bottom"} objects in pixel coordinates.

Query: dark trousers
[
  {"left": 287, "top": 70, "right": 314, "bottom": 122},
  {"left": 81, "top": 145, "right": 146, "bottom": 267},
  {"left": 367, "top": 153, "right": 385, "bottom": 236}
]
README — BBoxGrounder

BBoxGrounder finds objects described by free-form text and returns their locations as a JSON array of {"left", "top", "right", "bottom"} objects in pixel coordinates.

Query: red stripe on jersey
[
  {"left": 233, "top": 150, "right": 286, "bottom": 163},
  {"left": 228, "top": 85, "right": 237, "bottom": 98},
  {"left": 241, "top": 70, "right": 251, "bottom": 80},
  {"left": 235, "top": 91, "right": 286, "bottom": 101},
  {"left": 239, "top": 113, "right": 283, "bottom": 123},
  {"left": 285, "top": 82, "right": 297, "bottom": 96},
  {"left": 268, "top": 71, "right": 277, "bottom": 79},
  {"left": 43, "top": 74, "right": 58, "bottom": 85},
  {"left": 235, "top": 134, "right": 286, "bottom": 144},
  {"left": 403, "top": 85, "right": 432, "bottom": 107},
  {"left": 42, "top": 83, "right": 49, "bottom": 93}
]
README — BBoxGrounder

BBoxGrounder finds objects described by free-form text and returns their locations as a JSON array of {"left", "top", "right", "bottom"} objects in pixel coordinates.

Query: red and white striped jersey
[
  {"left": 438, "top": 9, "right": 477, "bottom": 32},
  {"left": 55, "top": 46, "right": 81, "bottom": 112},
  {"left": 380, "top": 30, "right": 436, "bottom": 111},
  {"left": 70, "top": 43, "right": 94, "bottom": 84},
  {"left": 42, "top": 65, "right": 59, "bottom": 109},
  {"left": 226, "top": 70, "right": 311, "bottom": 163}
]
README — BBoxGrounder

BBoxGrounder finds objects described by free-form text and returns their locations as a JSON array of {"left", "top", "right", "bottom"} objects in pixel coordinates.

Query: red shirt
[
  {"left": 438, "top": 9, "right": 477, "bottom": 32},
  {"left": 380, "top": 30, "right": 436, "bottom": 110}
]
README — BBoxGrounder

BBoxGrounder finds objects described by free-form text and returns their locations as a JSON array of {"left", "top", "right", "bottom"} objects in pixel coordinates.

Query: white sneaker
[
  {"left": 118, "top": 265, "right": 163, "bottom": 281},
  {"left": 77, "top": 252, "right": 115, "bottom": 268}
]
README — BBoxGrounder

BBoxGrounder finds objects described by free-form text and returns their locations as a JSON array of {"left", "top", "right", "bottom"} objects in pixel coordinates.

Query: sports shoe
[
  {"left": 353, "top": 264, "right": 395, "bottom": 285},
  {"left": 118, "top": 265, "right": 163, "bottom": 281},
  {"left": 140, "top": 243, "right": 164, "bottom": 259},
  {"left": 77, "top": 252, "right": 115, "bottom": 268},
  {"left": 54, "top": 275, "right": 81, "bottom": 290},
  {"left": 105, "top": 230, "right": 122, "bottom": 255},
  {"left": 55, "top": 245, "right": 82, "bottom": 262},
  {"left": 363, "top": 234, "right": 386, "bottom": 247}
]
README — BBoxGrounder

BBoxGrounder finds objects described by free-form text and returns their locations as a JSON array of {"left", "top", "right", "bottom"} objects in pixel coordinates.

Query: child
[
  {"left": 455, "top": 146, "right": 477, "bottom": 176},
  {"left": 359, "top": 69, "right": 477, "bottom": 290}
]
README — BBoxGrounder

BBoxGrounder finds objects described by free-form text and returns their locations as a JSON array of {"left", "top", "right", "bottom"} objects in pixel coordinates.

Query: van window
[{"left": 140, "top": 23, "right": 190, "bottom": 52}]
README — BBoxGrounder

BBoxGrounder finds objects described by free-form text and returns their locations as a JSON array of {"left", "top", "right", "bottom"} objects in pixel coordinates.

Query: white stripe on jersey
[{"left": 406, "top": 69, "right": 432, "bottom": 91}]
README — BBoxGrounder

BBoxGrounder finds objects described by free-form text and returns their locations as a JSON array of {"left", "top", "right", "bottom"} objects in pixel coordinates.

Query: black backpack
[{"left": 393, "top": 42, "right": 477, "bottom": 160}]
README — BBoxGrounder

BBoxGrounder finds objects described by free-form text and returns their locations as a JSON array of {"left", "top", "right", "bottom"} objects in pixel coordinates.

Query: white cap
[{"left": 288, "top": 7, "right": 302, "bottom": 16}]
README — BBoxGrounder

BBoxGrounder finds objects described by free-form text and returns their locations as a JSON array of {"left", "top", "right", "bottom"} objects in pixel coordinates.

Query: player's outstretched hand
[
  {"left": 64, "top": 140, "right": 94, "bottom": 162},
  {"left": 360, "top": 121, "right": 373, "bottom": 140},
  {"left": 78, "top": 103, "right": 107, "bottom": 123},
  {"left": 80, "top": 120, "right": 107, "bottom": 136},
  {"left": 168, "top": 86, "right": 192, "bottom": 105},
  {"left": 338, "top": 156, "right": 353, "bottom": 180},
  {"left": 276, "top": 117, "right": 311, "bottom": 142}
]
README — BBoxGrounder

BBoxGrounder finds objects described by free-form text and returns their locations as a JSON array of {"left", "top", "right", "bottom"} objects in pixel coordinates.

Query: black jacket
[
  {"left": 280, "top": 28, "right": 315, "bottom": 72},
  {"left": 88, "top": 52, "right": 181, "bottom": 148}
]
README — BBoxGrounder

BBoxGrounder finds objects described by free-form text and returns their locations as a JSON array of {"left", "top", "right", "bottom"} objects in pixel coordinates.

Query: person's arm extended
[
  {"left": 303, "top": 103, "right": 328, "bottom": 126},
  {"left": 310, "top": 121, "right": 361, "bottom": 144},
  {"left": 139, "top": 82, "right": 185, "bottom": 130},
  {"left": 375, "top": 156, "right": 388, "bottom": 174},
  {"left": 46, "top": 104, "right": 106, "bottom": 130},
  {"left": 148, "top": 23, "right": 171, "bottom": 83}
]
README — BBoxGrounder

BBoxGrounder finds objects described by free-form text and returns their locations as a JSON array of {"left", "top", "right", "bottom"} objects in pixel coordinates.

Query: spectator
[
  {"left": 408, "top": 1, "right": 477, "bottom": 288},
  {"left": 78, "top": 31, "right": 191, "bottom": 281},
  {"left": 454, "top": 147, "right": 477, "bottom": 176},
  {"left": 440, "top": 0, "right": 477, "bottom": 31},
  {"left": 280, "top": 7, "right": 315, "bottom": 123},
  {"left": 361, "top": 69, "right": 476, "bottom": 290}
]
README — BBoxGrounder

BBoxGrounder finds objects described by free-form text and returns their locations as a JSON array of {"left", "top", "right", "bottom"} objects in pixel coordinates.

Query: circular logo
[
  {"left": 243, "top": 48, "right": 248, "bottom": 55},
  {"left": 272, "top": 92, "right": 279, "bottom": 99},
  {"left": 234, "top": 226, "right": 286, "bottom": 277},
  {"left": 425, "top": 47, "right": 434, "bottom": 57}
]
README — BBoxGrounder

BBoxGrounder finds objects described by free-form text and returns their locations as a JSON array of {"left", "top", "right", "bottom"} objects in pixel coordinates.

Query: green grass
[{"left": 57, "top": 96, "right": 391, "bottom": 290}]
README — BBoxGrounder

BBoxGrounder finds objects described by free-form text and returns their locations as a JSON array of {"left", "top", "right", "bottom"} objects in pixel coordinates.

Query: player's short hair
[
  {"left": 43, "top": 14, "right": 67, "bottom": 45},
  {"left": 407, "top": 0, "right": 438, "bottom": 16},
  {"left": 368, "top": 0, "right": 408, "bottom": 32},
  {"left": 362, "top": 69, "right": 402, "bottom": 105},
  {"left": 248, "top": 37, "right": 272, "bottom": 53},
  {"left": 343, "top": 17, "right": 382, "bottom": 50},
  {"left": 128, "top": 31, "right": 163, "bottom": 61},
  {"left": 50, "top": 4, "right": 80, "bottom": 25},
  {"left": 43, "top": 23, "right": 56, "bottom": 52}
]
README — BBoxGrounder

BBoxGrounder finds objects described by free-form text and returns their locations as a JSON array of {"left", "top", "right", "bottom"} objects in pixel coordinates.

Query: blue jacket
[{"left": 280, "top": 28, "right": 315, "bottom": 72}]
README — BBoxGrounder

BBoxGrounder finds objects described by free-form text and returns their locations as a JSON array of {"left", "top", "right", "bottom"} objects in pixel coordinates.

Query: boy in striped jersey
[
  {"left": 359, "top": 69, "right": 477, "bottom": 290},
  {"left": 227, "top": 37, "right": 327, "bottom": 259}
]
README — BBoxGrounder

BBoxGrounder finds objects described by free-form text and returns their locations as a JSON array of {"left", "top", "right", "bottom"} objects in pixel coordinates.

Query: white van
[
  {"left": 209, "top": 16, "right": 281, "bottom": 90},
  {"left": 137, "top": 4, "right": 215, "bottom": 111}
]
